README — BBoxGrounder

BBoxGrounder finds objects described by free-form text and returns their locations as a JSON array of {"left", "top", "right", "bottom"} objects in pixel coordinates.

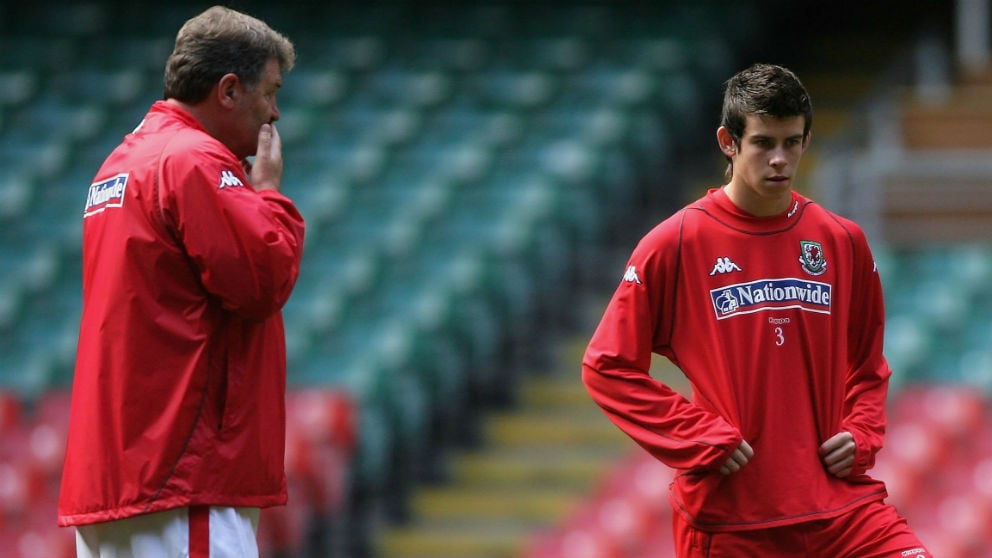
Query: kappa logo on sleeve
[
  {"left": 218, "top": 169, "right": 245, "bottom": 189},
  {"left": 622, "top": 265, "right": 642, "bottom": 284},
  {"left": 84, "top": 173, "right": 128, "bottom": 217}
]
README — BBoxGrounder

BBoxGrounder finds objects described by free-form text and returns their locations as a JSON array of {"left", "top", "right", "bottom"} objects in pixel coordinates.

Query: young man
[
  {"left": 58, "top": 7, "right": 304, "bottom": 557},
  {"left": 582, "top": 64, "right": 930, "bottom": 557}
]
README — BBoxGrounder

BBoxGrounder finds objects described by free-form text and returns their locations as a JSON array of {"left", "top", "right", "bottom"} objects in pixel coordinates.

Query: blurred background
[{"left": 1, "top": 0, "right": 990, "bottom": 556}]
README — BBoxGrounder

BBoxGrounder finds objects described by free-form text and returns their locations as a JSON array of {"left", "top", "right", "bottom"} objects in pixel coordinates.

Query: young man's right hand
[{"left": 720, "top": 440, "right": 754, "bottom": 475}]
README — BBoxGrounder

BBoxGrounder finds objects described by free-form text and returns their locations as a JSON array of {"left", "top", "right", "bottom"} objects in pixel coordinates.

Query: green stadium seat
[
  {"left": 473, "top": 69, "right": 558, "bottom": 111},
  {"left": 0, "top": 268, "right": 25, "bottom": 333},
  {"left": 0, "top": 36, "right": 77, "bottom": 74},
  {"left": 280, "top": 67, "right": 351, "bottom": 109},
  {"left": 85, "top": 37, "right": 172, "bottom": 75},
  {"left": 363, "top": 66, "right": 453, "bottom": 110},
  {"left": 404, "top": 38, "right": 490, "bottom": 73},
  {"left": 64, "top": 68, "right": 147, "bottom": 108},
  {"left": 0, "top": 70, "right": 38, "bottom": 108},
  {"left": 412, "top": 3, "right": 511, "bottom": 39},
  {"left": 511, "top": 3, "right": 611, "bottom": 39},
  {"left": 306, "top": 37, "right": 387, "bottom": 73}
]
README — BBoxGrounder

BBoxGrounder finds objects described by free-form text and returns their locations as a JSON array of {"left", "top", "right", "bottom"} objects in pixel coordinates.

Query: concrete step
[
  {"left": 518, "top": 373, "right": 591, "bottom": 408},
  {"left": 411, "top": 485, "right": 581, "bottom": 522},
  {"left": 484, "top": 408, "right": 622, "bottom": 447},
  {"left": 451, "top": 446, "right": 620, "bottom": 490},
  {"left": 378, "top": 521, "right": 530, "bottom": 558},
  {"left": 378, "top": 329, "right": 634, "bottom": 558}
]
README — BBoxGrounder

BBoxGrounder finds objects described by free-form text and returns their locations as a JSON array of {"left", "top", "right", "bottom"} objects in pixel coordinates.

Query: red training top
[{"left": 583, "top": 188, "right": 889, "bottom": 531}]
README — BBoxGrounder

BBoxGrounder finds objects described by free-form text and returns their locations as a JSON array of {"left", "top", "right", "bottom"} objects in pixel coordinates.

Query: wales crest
[{"left": 799, "top": 240, "right": 827, "bottom": 276}]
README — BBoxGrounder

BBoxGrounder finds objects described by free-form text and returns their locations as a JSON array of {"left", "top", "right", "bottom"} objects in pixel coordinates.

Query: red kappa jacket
[{"left": 58, "top": 101, "right": 305, "bottom": 526}]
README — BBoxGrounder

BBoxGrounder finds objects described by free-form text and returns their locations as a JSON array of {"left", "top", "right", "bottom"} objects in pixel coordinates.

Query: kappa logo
[
  {"left": 84, "top": 173, "right": 128, "bottom": 217},
  {"left": 799, "top": 240, "right": 827, "bottom": 276},
  {"left": 787, "top": 200, "right": 800, "bottom": 218},
  {"left": 218, "top": 169, "right": 245, "bottom": 189},
  {"left": 709, "top": 257, "right": 742, "bottom": 276},
  {"left": 622, "top": 265, "right": 642, "bottom": 284}
]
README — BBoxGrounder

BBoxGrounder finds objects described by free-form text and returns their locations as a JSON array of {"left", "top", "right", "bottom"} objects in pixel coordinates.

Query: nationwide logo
[
  {"left": 710, "top": 277, "right": 831, "bottom": 320},
  {"left": 218, "top": 169, "right": 245, "bottom": 189},
  {"left": 84, "top": 173, "right": 128, "bottom": 217},
  {"left": 709, "top": 256, "right": 742, "bottom": 276}
]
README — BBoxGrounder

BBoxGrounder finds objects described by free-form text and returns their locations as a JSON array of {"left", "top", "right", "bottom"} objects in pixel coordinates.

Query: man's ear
[
  {"left": 217, "top": 73, "right": 240, "bottom": 108},
  {"left": 716, "top": 126, "right": 737, "bottom": 158},
  {"left": 802, "top": 131, "right": 812, "bottom": 151}
]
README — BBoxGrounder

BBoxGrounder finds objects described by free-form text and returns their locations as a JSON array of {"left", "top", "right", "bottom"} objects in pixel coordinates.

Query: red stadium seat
[
  {"left": 935, "top": 492, "right": 992, "bottom": 556},
  {"left": 285, "top": 389, "right": 356, "bottom": 514},
  {"left": 880, "top": 421, "right": 949, "bottom": 479},
  {"left": 883, "top": 386, "right": 992, "bottom": 558},
  {"left": 524, "top": 387, "right": 992, "bottom": 558},
  {"left": 0, "top": 495, "right": 73, "bottom": 558},
  {"left": 286, "top": 389, "right": 356, "bottom": 455},
  {"left": 522, "top": 523, "right": 624, "bottom": 558},
  {"left": 258, "top": 482, "right": 309, "bottom": 557},
  {"left": 969, "top": 457, "right": 992, "bottom": 501},
  {"left": 527, "top": 451, "right": 675, "bottom": 558},
  {"left": 0, "top": 438, "right": 48, "bottom": 521},
  {"left": 0, "top": 392, "right": 21, "bottom": 434},
  {"left": 890, "top": 385, "right": 989, "bottom": 443}
]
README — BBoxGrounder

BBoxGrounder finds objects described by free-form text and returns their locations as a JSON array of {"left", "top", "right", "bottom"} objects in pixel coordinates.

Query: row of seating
[
  {"left": 0, "top": 0, "right": 747, "bottom": 553},
  {"left": 14, "top": 2, "right": 990, "bottom": 558},
  {"left": 0, "top": 388, "right": 354, "bottom": 558},
  {"left": 879, "top": 245, "right": 992, "bottom": 392},
  {"left": 0, "top": 6, "right": 749, "bottom": 553}
]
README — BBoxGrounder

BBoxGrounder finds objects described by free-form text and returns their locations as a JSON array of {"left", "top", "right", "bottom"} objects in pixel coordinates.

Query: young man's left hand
[{"left": 819, "top": 431, "right": 856, "bottom": 478}]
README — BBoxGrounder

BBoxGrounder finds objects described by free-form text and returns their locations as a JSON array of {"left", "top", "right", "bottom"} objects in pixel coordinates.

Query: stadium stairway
[{"left": 375, "top": 331, "right": 634, "bottom": 558}]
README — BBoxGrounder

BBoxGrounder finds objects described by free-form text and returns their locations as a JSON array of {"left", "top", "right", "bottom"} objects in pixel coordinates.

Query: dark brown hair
[
  {"left": 721, "top": 63, "right": 813, "bottom": 146},
  {"left": 163, "top": 6, "right": 295, "bottom": 103}
]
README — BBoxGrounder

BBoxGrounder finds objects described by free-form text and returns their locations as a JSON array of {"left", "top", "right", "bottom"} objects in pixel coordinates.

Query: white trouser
[{"left": 75, "top": 506, "right": 260, "bottom": 558}]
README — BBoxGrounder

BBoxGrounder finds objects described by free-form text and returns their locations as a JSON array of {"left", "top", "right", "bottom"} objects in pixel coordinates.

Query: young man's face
[{"left": 718, "top": 114, "right": 809, "bottom": 216}]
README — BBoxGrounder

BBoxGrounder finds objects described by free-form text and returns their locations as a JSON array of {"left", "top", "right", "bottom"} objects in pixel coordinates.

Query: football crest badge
[{"left": 799, "top": 240, "right": 827, "bottom": 276}]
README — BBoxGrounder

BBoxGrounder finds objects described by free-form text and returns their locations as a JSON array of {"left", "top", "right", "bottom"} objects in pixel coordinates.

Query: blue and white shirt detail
[{"left": 710, "top": 277, "right": 832, "bottom": 320}]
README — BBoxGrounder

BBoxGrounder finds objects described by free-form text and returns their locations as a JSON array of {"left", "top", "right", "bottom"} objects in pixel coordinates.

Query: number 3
[{"left": 774, "top": 327, "right": 785, "bottom": 346}]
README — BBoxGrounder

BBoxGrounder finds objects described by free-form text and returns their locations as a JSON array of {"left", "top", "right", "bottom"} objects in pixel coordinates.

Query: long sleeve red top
[{"left": 583, "top": 188, "right": 889, "bottom": 531}]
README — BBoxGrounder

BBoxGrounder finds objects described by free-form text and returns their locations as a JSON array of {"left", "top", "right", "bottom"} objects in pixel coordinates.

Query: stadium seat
[
  {"left": 283, "top": 67, "right": 351, "bottom": 110},
  {"left": 0, "top": 70, "right": 38, "bottom": 108},
  {"left": 304, "top": 37, "right": 387, "bottom": 73},
  {"left": 285, "top": 389, "right": 355, "bottom": 516},
  {"left": 0, "top": 393, "right": 20, "bottom": 435},
  {"left": 403, "top": 38, "right": 490, "bottom": 73}
]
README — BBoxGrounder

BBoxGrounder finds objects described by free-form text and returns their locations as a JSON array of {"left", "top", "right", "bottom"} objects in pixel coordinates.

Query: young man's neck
[{"left": 722, "top": 182, "right": 793, "bottom": 217}]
